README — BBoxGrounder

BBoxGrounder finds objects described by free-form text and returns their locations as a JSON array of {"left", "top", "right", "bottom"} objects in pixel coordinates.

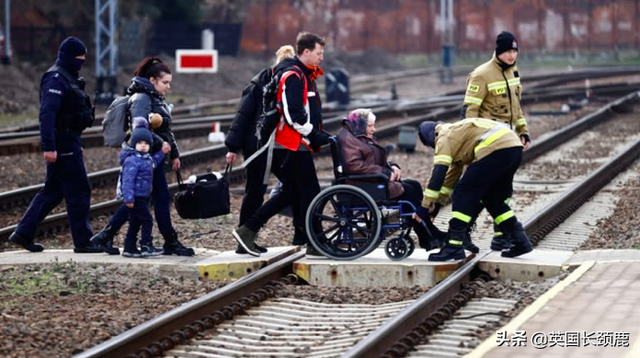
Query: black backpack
[{"left": 254, "top": 65, "right": 305, "bottom": 147}]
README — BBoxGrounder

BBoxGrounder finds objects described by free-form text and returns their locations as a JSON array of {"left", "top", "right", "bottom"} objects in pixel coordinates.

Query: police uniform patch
[{"left": 467, "top": 84, "right": 480, "bottom": 93}]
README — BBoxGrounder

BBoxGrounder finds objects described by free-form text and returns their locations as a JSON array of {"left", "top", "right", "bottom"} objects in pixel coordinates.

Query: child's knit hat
[{"left": 130, "top": 127, "right": 152, "bottom": 147}]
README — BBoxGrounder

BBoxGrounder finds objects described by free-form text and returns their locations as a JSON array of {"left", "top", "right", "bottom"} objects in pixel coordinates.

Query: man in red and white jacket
[{"left": 233, "top": 32, "right": 329, "bottom": 257}]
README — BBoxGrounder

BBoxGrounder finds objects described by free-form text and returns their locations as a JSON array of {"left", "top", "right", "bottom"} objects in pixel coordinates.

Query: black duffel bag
[{"left": 174, "top": 165, "right": 231, "bottom": 219}]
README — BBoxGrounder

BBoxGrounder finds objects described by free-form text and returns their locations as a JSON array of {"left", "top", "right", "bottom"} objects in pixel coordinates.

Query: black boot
[
  {"left": 463, "top": 215, "right": 480, "bottom": 253},
  {"left": 501, "top": 222, "right": 533, "bottom": 258},
  {"left": 463, "top": 227, "right": 480, "bottom": 254},
  {"left": 490, "top": 224, "right": 511, "bottom": 251},
  {"left": 9, "top": 232, "right": 44, "bottom": 252},
  {"left": 428, "top": 229, "right": 466, "bottom": 261},
  {"left": 90, "top": 225, "right": 120, "bottom": 255},
  {"left": 162, "top": 231, "right": 195, "bottom": 256}
]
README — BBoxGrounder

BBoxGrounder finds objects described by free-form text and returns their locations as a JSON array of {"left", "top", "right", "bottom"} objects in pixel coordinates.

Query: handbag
[{"left": 174, "top": 165, "right": 231, "bottom": 219}]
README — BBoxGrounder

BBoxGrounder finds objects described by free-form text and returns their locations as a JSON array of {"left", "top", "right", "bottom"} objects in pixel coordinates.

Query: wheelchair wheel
[
  {"left": 405, "top": 235, "right": 415, "bottom": 257},
  {"left": 306, "top": 185, "right": 381, "bottom": 260},
  {"left": 385, "top": 237, "right": 410, "bottom": 261}
]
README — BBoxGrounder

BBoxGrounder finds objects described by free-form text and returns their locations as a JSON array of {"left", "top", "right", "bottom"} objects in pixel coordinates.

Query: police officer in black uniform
[{"left": 9, "top": 37, "right": 102, "bottom": 253}]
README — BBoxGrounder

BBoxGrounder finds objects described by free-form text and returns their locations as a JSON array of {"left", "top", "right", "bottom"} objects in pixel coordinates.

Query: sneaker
[
  {"left": 232, "top": 226, "right": 260, "bottom": 257},
  {"left": 140, "top": 244, "right": 163, "bottom": 257},
  {"left": 235, "top": 242, "right": 268, "bottom": 254},
  {"left": 122, "top": 248, "right": 143, "bottom": 258},
  {"left": 9, "top": 232, "right": 44, "bottom": 252}
]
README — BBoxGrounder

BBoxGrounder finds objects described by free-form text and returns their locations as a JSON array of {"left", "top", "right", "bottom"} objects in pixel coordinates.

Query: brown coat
[{"left": 336, "top": 124, "right": 404, "bottom": 198}]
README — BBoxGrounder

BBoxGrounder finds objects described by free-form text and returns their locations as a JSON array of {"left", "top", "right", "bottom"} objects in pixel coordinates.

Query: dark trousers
[
  {"left": 15, "top": 151, "right": 93, "bottom": 248},
  {"left": 239, "top": 150, "right": 268, "bottom": 226},
  {"left": 450, "top": 147, "right": 522, "bottom": 231},
  {"left": 396, "top": 179, "right": 439, "bottom": 247},
  {"left": 123, "top": 197, "right": 153, "bottom": 247},
  {"left": 108, "top": 162, "right": 175, "bottom": 236},
  {"left": 244, "top": 150, "right": 320, "bottom": 242}
]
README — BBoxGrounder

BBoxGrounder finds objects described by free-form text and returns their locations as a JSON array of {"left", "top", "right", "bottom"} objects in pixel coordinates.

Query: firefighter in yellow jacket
[
  {"left": 462, "top": 31, "right": 530, "bottom": 148},
  {"left": 461, "top": 31, "right": 530, "bottom": 252},
  {"left": 413, "top": 119, "right": 533, "bottom": 261}
]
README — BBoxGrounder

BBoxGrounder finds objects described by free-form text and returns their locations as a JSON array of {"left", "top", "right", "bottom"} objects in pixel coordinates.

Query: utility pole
[
  {"left": 440, "top": 0, "right": 454, "bottom": 84},
  {"left": 95, "top": 0, "right": 118, "bottom": 103},
  {"left": 2, "top": 0, "right": 10, "bottom": 64}
]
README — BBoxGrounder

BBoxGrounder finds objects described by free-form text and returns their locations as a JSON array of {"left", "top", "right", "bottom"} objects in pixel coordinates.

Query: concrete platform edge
[
  {"left": 198, "top": 246, "right": 300, "bottom": 281},
  {"left": 464, "top": 261, "right": 595, "bottom": 358}
]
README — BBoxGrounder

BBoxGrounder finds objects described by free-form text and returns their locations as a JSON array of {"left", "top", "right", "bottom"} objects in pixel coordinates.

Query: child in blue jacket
[{"left": 120, "top": 124, "right": 169, "bottom": 257}]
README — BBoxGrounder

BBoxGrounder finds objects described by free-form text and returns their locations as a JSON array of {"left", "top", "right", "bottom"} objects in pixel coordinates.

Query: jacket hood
[
  {"left": 126, "top": 76, "right": 161, "bottom": 97},
  {"left": 119, "top": 147, "right": 137, "bottom": 165}
]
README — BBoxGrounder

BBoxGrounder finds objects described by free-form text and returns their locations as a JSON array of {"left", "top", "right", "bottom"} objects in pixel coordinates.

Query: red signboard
[{"left": 176, "top": 50, "right": 218, "bottom": 73}]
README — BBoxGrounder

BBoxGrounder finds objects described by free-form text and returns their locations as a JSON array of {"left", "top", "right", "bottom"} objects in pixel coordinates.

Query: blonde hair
[{"left": 275, "top": 45, "right": 295, "bottom": 65}]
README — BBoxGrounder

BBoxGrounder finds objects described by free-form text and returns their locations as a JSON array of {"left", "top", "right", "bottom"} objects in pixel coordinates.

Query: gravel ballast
[{"left": 0, "top": 261, "right": 227, "bottom": 358}]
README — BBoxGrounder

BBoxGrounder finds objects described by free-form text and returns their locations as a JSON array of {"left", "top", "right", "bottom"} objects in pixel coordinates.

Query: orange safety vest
[{"left": 275, "top": 66, "right": 311, "bottom": 151}]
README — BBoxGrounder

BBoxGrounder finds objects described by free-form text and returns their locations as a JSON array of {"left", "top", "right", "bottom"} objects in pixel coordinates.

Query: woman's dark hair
[{"left": 133, "top": 57, "right": 171, "bottom": 79}]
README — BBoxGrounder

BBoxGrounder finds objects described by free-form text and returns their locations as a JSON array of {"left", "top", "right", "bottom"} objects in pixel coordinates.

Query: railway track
[
  {"left": 0, "top": 67, "right": 451, "bottom": 137},
  {"left": 1, "top": 65, "right": 639, "bottom": 154},
  {"left": 0, "top": 86, "right": 636, "bottom": 245},
  {"left": 71, "top": 91, "right": 640, "bottom": 358}
]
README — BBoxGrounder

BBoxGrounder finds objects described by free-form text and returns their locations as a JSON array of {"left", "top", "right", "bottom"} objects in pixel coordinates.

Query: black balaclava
[{"left": 55, "top": 37, "right": 87, "bottom": 76}]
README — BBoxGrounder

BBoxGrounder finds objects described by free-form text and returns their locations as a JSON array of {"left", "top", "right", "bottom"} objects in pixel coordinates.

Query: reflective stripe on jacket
[
  {"left": 462, "top": 54, "right": 529, "bottom": 137},
  {"left": 421, "top": 118, "right": 523, "bottom": 207}
]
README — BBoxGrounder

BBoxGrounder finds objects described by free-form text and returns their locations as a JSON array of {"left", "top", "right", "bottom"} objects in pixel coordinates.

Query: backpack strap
[{"left": 277, "top": 65, "right": 309, "bottom": 129}]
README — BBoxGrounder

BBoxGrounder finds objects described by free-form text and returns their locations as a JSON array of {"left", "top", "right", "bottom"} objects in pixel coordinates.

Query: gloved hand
[
  {"left": 520, "top": 134, "right": 531, "bottom": 146},
  {"left": 308, "top": 130, "right": 330, "bottom": 150}
]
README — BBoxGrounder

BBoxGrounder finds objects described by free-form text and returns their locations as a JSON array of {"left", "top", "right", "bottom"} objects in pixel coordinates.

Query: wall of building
[{"left": 239, "top": 0, "right": 640, "bottom": 56}]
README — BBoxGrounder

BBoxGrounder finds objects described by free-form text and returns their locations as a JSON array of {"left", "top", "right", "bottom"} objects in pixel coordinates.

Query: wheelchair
[{"left": 305, "top": 136, "right": 422, "bottom": 261}]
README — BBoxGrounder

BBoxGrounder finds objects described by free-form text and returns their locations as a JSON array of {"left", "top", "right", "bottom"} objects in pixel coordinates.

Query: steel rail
[
  {"left": 342, "top": 252, "right": 489, "bottom": 358},
  {"left": 74, "top": 251, "right": 305, "bottom": 358},
  {"left": 1, "top": 64, "right": 638, "bottom": 143},
  {"left": 342, "top": 105, "right": 640, "bottom": 358},
  {"left": 0, "top": 67, "right": 454, "bottom": 136},
  {"left": 1, "top": 90, "right": 638, "bottom": 244},
  {"left": 0, "top": 81, "right": 636, "bottom": 156},
  {"left": 66, "top": 89, "right": 640, "bottom": 358},
  {"left": 0, "top": 106, "right": 429, "bottom": 243}
]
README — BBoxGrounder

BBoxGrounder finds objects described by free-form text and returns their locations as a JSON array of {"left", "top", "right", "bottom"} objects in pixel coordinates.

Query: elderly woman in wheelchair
[{"left": 305, "top": 108, "right": 445, "bottom": 260}]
